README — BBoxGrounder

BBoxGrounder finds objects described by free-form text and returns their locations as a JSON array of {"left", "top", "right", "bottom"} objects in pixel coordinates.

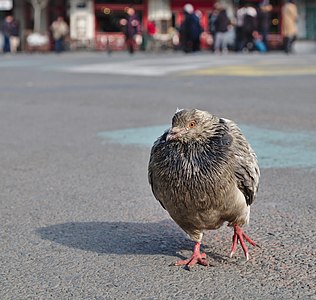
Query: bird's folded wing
[
  {"left": 148, "top": 130, "right": 169, "bottom": 210},
  {"left": 223, "top": 119, "right": 260, "bottom": 206}
]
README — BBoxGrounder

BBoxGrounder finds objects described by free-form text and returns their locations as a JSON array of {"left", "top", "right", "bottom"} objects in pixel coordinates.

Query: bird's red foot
[
  {"left": 230, "top": 224, "right": 257, "bottom": 260},
  {"left": 175, "top": 242, "right": 208, "bottom": 267}
]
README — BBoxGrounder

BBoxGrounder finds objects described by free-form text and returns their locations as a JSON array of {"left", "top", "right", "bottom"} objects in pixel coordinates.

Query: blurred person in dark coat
[
  {"left": 234, "top": 5, "right": 245, "bottom": 52},
  {"left": 235, "top": 3, "right": 258, "bottom": 52},
  {"left": 208, "top": 6, "right": 219, "bottom": 52},
  {"left": 242, "top": 3, "right": 258, "bottom": 51},
  {"left": 9, "top": 17, "right": 20, "bottom": 53},
  {"left": 258, "top": 0, "right": 272, "bottom": 50},
  {"left": 192, "top": 9, "right": 203, "bottom": 52},
  {"left": 213, "top": 2, "right": 230, "bottom": 53},
  {"left": 1, "top": 15, "right": 14, "bottom": 53},
  {"left": 120, "top": 7, "right": 141, "bottom": 54},
  {"left": 180, "top": 4, "right": 202, "bottom": 53}
]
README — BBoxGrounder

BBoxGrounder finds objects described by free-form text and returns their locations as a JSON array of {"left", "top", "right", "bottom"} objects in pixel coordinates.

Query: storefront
[
  {"left": 94, "top": 0, "right": 147, "bottom": 51},
  {"left": 3, "top": 0, "right": 315, "bottom": 52},
  {"left": 93, "top": 0, "right": 217, "bottom": 51}
]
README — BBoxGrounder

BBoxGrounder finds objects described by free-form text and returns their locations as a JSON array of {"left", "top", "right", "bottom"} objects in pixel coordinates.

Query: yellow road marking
[{"left": 184, "top": 65, "right": 316, "bottom": 76}]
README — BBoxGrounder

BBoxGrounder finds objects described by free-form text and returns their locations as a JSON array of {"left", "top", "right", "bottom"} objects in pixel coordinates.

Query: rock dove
[{"left": 148, "top": 109, "right": 260, "bottom": 267}]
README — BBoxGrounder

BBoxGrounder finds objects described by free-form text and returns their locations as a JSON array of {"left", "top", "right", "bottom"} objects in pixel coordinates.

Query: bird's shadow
[{"left": 36, "top": 220, "right": 196, "bottom": 257}]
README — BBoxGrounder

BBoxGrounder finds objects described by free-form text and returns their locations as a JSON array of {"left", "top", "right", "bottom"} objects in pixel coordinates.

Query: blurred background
[{"left": 0, "top": 0, "right": 315, "bottom": 53}]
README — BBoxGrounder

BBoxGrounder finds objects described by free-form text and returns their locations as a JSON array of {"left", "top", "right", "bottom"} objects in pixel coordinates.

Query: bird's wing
[
  {"left": 222, "top": 118, "right": 260, "bottom": 206},
  {"left": 148, "top": 130, "right": 169, "bottom": 210}
]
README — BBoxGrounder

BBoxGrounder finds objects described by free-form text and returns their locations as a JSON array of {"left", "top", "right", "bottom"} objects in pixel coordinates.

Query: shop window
[
  {"left": 96, "top": 11, "right": 126, "bottom": 32},
  {"left": 96, "top": 10, "right": 143, "bottom": 33},
  {"left": 270, "top": 11, "right": 280, "bottom": 34}
]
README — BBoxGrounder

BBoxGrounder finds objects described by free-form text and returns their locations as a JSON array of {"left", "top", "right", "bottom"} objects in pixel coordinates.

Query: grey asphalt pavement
[{"left": 0, "top": 51, "right": 315, "bottom": 299}]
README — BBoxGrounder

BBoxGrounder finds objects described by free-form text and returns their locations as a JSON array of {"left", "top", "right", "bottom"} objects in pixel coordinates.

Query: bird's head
[{"left": 166, "top": 108, "right": 217, "bottom": 143}]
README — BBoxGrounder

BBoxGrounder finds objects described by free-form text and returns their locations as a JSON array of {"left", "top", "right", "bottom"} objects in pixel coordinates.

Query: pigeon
[{"left": 148, "top": 109, "right": 260, "bottom": 267}]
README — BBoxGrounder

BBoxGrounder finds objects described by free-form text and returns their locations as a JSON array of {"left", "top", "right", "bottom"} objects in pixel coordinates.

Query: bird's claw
[
  {"left": 175, "top": 252, "right": 208, "bottom": 267},
  {"left": 174, "top": 242, "right": 208, "bottom": 268},
  {"left": 230, "top": 225, "right": 257, "bottom": 260}
]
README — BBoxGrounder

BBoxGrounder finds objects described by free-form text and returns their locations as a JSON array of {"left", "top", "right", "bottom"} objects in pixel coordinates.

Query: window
[
  {"left": 96, "top": 10, "right": 143, "bottom": 33},
  {"left": 96, "top": 11, "right": 126, "bottom": 32},
  {"left": 270, "top": 11, "right": 280, "bottom": 33}
]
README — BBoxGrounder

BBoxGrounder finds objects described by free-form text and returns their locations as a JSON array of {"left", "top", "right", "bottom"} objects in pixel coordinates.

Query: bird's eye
[{"left": 188, "top": 121, "right": 196, "bottom": 128}]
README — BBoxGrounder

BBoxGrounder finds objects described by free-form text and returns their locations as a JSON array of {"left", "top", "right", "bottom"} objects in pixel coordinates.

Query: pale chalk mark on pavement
[{"left": 98, "top": 124, "right": 316, "bottom": 169}]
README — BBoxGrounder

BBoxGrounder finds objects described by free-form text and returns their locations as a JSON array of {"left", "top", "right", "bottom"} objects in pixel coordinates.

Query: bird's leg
[
  {"left": 230, "top": 224, "right": 257, "bottom": 260},
  {"left": 175, "top": 242, "right": 208, "bottom": 267}
]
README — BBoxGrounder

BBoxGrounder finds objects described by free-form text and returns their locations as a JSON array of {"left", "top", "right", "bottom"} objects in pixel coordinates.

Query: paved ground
[{"left": 0, "top": 51, "right": 315, "bottom": 300}]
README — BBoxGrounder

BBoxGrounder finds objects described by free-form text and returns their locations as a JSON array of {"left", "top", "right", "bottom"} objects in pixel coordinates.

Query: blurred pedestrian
[
  {"left": 180, "top": 4, "right": 202, "bottom": 53},
  {"left": 50, "top": 16, "right": 69, "bottom": 53},
  {"left": 192, "top": 9, "right": 203, "bottom": 52},
  {"left": 9, "top": 17, "right": 20, "bottom": 53},
  {"left": 258, "top": 0, "right": 272, "bottom": 50},
  {"left": 1, "top": 15, "right": 14, "bottom": 53},
  {"left": 282, "top": 0, "right": 298, "bottom": 54},
  {"left": 235, "top": 3, "right": 258, "bottom": 52},
  {"left": 234, "top": 5, "right": 246, "bottom": 52},
  {"left": 120, "top": 7, "right": 141, "bottom": 54},
  {"left": 146, "top": 20, "right": 156, "bottom": 51},
  {"left": 242, "top": 3, "right": 258, "bottom": 52},
  {"left": 208, "top": 5, "right": 219, "bottom": 52},
  {"left": 213, "top": 3, "right": 230, "bottom": 54}
]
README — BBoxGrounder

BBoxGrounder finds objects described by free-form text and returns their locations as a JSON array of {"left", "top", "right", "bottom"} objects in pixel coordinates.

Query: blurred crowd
[
  {"left": 0, "top": 14, "right": 69, "bottom": 54},
  {"left": 173, "top": 0, "right": 298, "bottom": 54},
  {"left": 0, "top": 0, "right": 298, "bottom": 55},
  {"left": 140, "top": 0, "right": 297, "bottom": 55},
  {"left": 120, "top": 0, "right": 298, "bottom": 55}
]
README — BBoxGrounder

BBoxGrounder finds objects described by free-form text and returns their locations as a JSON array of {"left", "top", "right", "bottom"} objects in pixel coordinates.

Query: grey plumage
[{"left": 148, "top": 109, "right": 260, "bottom": 265}]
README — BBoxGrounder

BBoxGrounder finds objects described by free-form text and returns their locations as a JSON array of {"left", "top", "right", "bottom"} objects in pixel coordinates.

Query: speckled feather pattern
[{"left": 148, "top": 109, "right": 260, "bottom": 242}]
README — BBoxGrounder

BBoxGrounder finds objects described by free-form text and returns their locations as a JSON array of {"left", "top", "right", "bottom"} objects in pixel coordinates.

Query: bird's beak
[{"left": 166, "top": 127, "right": 187, "bottom": 141}]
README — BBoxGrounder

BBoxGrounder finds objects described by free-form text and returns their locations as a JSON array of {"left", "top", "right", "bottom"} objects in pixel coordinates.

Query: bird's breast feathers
[{"left": 149, "top": 137, "right": 235, "bottom": 203}]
